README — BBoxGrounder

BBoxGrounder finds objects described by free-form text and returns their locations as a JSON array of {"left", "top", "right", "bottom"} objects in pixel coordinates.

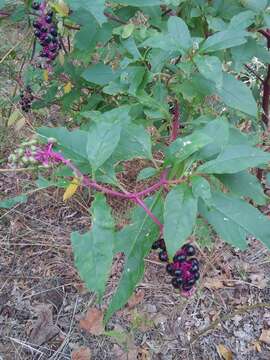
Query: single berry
[
  {"left": 40, "top": 26, "right": 47, "bottom": 33},
  {"left": 190, "top": 263, "right": 199, "bottom": 273},
  {"left": 50, "top": 27, "right": 57, "bottom": 36},
  {"left": 194, "top": 272, "right": 200, "bottom": 281},
  {"left": 172, "top": 277, "right": 180, "bottom": 289},
  {"left": 45, "top": 15, "right": 52, "bottom": 23},
  {"left": 43, "top": 36, "right": 52, "bottom": 44},
  {"left": 46, "top": 10, "right": 53, "bottom": 17},
  {"left": 159, "top": 250, "right": 168, "bottom": 262},
  {"left": 158, "top": 238, "right": 166, "bottom": 250},
  {"left": 176, "top": 277, "right": 183, "bottom": 286},
  {"left": 184, "top": 244, "right": 196, "bottom": 257},
  {"left": 31, "top": 2, "right": 40, "bottom": 10},
  {"left": 182, "top": 284, "right": 193, "bottom": 291},
  {"left": 51, "top": 36, "right": 58, "bottom": 43},
  {"left": 166, "top": 263, "right": 174, "bottom": 275},
  {"left": 173, "top": 254, "right": 186, "bottom": 263},
  {"left": 190, "top": 258, "right": 199, "bottom": 267},
  {"left": 34, "top": 30, "right": 41, "bottom": 38},
  {"left": 152, "top": 240, "right": 159, "bottom": 250},
  {"left": 174, "top": 269, "right": 182, "bottom": 277},
  {"left": 33, "top": 20, "right": 41, "bottom": 29},
  {"left": 187, "top": 277, "right": 196, "bottom": 286}
]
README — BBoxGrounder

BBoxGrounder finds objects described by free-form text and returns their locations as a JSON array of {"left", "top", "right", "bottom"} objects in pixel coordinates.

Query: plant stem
[
  {"left": 170, "top": 100, "right": 180, "bottom": 142},
  {"left": 259, "top": 29, "right": 270, "bottom": 128}
]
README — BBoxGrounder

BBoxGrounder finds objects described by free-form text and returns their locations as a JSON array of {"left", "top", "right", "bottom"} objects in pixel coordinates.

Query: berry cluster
[
  {"left": 19, "top": 86, "right": 33, "bottom": 112},
  {"left": 31, "top": 1, "right": 60, "bottom": 64},
  {"left": 152, "top": 239, "right": 200, "bottom": 293}
]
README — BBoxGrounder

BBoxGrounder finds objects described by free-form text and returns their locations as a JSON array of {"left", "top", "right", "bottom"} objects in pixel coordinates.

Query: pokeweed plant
[{"left": 1, "top": 0, "right": 270, "bottom": 322}]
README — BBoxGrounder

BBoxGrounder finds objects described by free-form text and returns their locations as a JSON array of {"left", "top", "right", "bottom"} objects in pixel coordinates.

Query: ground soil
[{"left": 1, "top": 168, "right": 270, "bottom": 360}]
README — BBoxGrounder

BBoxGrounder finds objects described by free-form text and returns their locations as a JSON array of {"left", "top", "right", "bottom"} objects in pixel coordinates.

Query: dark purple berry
[
  {"left": 46, "top": 10, "right": 53, "bottom": 17},
  {"left": 159, "top": 250, "right": 168, "bottom": 262},
  {"left": 166, "top": 263, "right": 174, "bottom": 275},
  {"left": 50, "top": 27, "right": 57, "bottom": 36},
  {"left": 184, "top": 244, "right": 196, "bottom": 256},
  {"left": 182, "top": 284, "right": 193, "bottom": 291},
  {"left": 152, "top": 240, "right": 159, "bottom": 250},
  {"left": 173, "top": 254, "right": 186, "bottom": 263},
  {"left": 34, "top": 30, "right": 41, "bottom": 38},
  {"left": 33, "top": 20, "right": 41, "bottom": 29},
  {"left": 190, "top": 258, "right": 199, "bottom": 266},
  {"left": 194, "top": 272, "right": 200, "bottom": 281},
  {"left": 174, "top": 269, "right": 182, "bottom": 277},
  {"left": 187, "top": 277, "right": 196, "bottom": 286},
  {"left": 158, "top": 238, "right": 166, "bottom": 250},
  {"left": 45, "top": 15, "right": 52, "bottom": 23},
  {"left": 40, "top": 26, "right": 47, "bottom": 33},
  {"left": 31, "top": 2, "right": 40, "bottom": 10},
  {"left": 43, "top": 36, "right": 52, "bottom": 44},
  {"left": 172, "top": 277, "right": 180, "bottom": 289},
  {"left": 190, "top": 263, "right": 199, "bottom": 273}
]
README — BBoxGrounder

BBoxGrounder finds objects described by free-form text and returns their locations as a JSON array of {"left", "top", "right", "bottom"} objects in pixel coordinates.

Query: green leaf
[
  {"left": 197, "top": 145, "right": 270, "bottom": 174},
  {"left": 66, "top": 0, "right": 106, "bottom": 25},
  {"left": 200, "top": 30, "right": 248, "bottom": 52},
  {"left": 106, "top": 195, "right": 162, "bottom": 321},
  {"left": 113, "top": 123, "right": 153, "bottom": 161},
  {"left": 0, "top": 195, "right": 28, "bottom": 209},
  {"left": 194, "top": 218, "right": 215, "bottom": 250},
  {"left": 241, "top": 0, "right": 267, "bottom": 12},
  {"left": 137, "top": 167, "right": 157, "bottom": 181},
  {"left": 71, "top": 194, "right": 114, "bottom": 302},
  {"left": 167, "top": 16, "right": 192, "bottom": 51},
  {"left": 217, "top": 73, "right": 257, "bottom": 117},
  {"left": 82, "top": 64, "right": 117, "bottom": 86},
  {"left": 191, "top": 176, "right": 212, "bottom": 202},
  {"left": 164, "top": 184, "right": 198, "bottom": 259},
  {"left": 166, "top": 131, "right": 213, "bottom": 164},
  {"left": 199, "top": 192, "right": 270, "bottom": 249},
  {"left": 38, "top": 127, "right": 88, "bottom": 161},
  {"left": 87, "top": 121, "right": 122, "bottom": 171},
  {"left": 197, "top": 118, "right": 230, "bottom": 160},
  {"left": 216, "top": 171, "right": 267, "bottom": 205},
  {"left": 194, "top": 55, "right": 223, "bottom": 88},
  {"left": 198, "top": 197, "right": 248, "bottom": 250},
  {"left": 228, "top": 10, "right": 255, "bottom": 30}
]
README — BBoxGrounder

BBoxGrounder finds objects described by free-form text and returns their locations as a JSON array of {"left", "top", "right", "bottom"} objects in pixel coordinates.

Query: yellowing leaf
[
  {"left": 63, "top": 177, "right": 80, "bottom": 201},
  {"left": 59, "top": 52, "right": 65, "bottom": 65},
  {"left": 122, "top": 23, "right": 135, "bottom": 39},
  {"left": 217, "top": 344, "right": 233, "bottom": 360},
  {"left": 52, "top": 0, "right": 69, "bottom": 17},
  {"left": 8, "top": 110, "right": 23, "bottom": 127},
  {"left": 44, "top": 69, "right": 49, "bottom": 82},
  {"left": 64, "top": 81, "right": 73, "bottom": 94}
]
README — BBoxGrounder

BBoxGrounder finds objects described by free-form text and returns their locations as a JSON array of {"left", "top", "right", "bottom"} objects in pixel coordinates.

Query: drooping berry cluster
[
  {"left": 31, "top": 1, "right": 60, "bottom": 64},
  {"left": 7, "top": 137, "right": 58, "bottom": 169},
  {"left": 19, "top": 86, "right": 33, "bottom": 112},
  {"left": 152, "top": 239, "right": 200, "bottom": 293}
]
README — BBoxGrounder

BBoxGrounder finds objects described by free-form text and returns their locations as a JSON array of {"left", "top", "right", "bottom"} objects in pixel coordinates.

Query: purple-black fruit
[
  {"left": 174, "top": 269, "right": 182, "bottom": 277},
  {"left": 159, "top": 250, "right": 168, "bottom": 262},
  {"left": 173, "top": 254, "right": 186, "bottom": 263},
  {"left": 158, "top": 238, "right": 166, "bottom": 250},
  {"left": 187, "top": 277, "right": 196, "bottom": 286},
  {"left": 152, "top": 240, "right": 160, "bottom": 250},
  {"left": 172, "top": 277, "right": 180, "bottom": 289},
  {"left": 166, "top": 263, "right": 174, "bottom": 275},
  {"left": 194, "top": 272, "right": 200, "bottom": 281},
  {"left": 40, "top": 26, "right": 48, "bottom": 33},
  {"left": 31, "top": 2, "right": 40, "bottom": 10},
  {"left": 184, "top": 244, "right": 196, "bottom": 256},
  {"left": 33, "top": 20, "right": 41, "bottom": 28},
  {"left": 45, "top": 15, "right": 52, "bottom": 23},
  {"left": 50, "top": 27, "right": 57, "bottom": 36},
  {"left": 182, "top": 284, "right": 193, "bottom": 291}
]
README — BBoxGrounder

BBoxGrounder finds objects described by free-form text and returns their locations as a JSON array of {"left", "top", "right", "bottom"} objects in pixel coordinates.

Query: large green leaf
[
  {"left": 194, "top": 55, "right": 223, "bottom": 88},
  {"left": 38, "top": 127, "right": 88, "bottom": 161},
  {"left": 217, "top": 73, "right": 257, "bottom": 117},
  {"left": 199, "top": 192, "right": 270, "bottom": 249},
  {"left": 166, "top": 131, "right": 212, "bottom": 164},
  {"left": 216, "top": 171, "right": 267, "bottom": 205},
  {"left": 198, "top": 198, "right": 248, "bottom": 250},
  {"left": 82, "top": 64, "right": 117, "bottom": 86},
  {"left": 66, "top": 0, "right": 106, "bottom": 25},
  {"left": 167, "top": 16, "right": 192, "bottom": 51},
  {"left": 197, "top": 145, "right": 270, "bottom": 174},
  {"left": 87, "top": 121, "right": 122, "bottom": 171},
  {"left": 228, "top": 10, "right": 255, "bottom": 30},
  {"left": 112, "top": 0, "right": 163, "bottom": 5},
  {"left": 241, "top": 0, "right": 267, "bottom": 11},
  {"left": 200, "top": 30, "right": 248, "bottom": 52},
  {"left": 164, "top": 184, "right": 198, "bottom": 259},
  {"left": 191, "top": 176, "right": 212, "bottom": 202},
  {"left": 105, "top": 195, "right": 162, "bottom": 321},
  {"left": 112, "top": 123, "right": 153, "bottom": 161},
  {"left": 71, "top": 194, "right": 115, "bottom": 302}
]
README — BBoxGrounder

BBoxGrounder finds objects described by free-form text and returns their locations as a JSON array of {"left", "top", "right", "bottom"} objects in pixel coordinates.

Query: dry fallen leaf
[
  {"left": 30, "top": 304, "right": 59, "bottom": 346},
  {"left": 259, "top": 329, "right": 270, "bottom": 345},
  {"left": 80, "top": 308, "right": 104, "bottom": 335},
  {"left": 251, "top": 340, "right": 262, "bottom": 353},
  {"left": 249, "top": 273, "right": 268, "bottom": 289},
  {"left": 137, "top": 348, "right": 150, "bottom": 360},
  {"left": 71, "top": 346, "right": 92, "bottom": 360},
  {"left": 127, "top": 289, "right": 145, "bottom": 309},
  {"left": 112, "top": 344, "right": 138, "bottom": 360},
  {"left": 217, "top": 344, "right": 233, "bottom": 360}
]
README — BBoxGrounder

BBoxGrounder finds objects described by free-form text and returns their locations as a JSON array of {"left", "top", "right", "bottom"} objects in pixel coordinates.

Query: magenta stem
[
  {"left": 170, "top": 101, "right": 180, "bottom": 143},
  {"left": 134, "top": 197, "right": 163, "bottom": 231}
]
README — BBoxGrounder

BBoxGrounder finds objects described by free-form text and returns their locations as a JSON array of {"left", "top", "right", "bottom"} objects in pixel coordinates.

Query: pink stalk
[
  {"left": 169, "top": 101, "right": 180, "bottom": 143},
  {"left": 134, "top": 197, "right": 163, "bottom": 232}
]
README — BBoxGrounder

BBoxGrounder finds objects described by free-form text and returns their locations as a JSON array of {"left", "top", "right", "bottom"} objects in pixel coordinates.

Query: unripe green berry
[{"left": 15, "top": 148, "right": 24, "bottom": 156}]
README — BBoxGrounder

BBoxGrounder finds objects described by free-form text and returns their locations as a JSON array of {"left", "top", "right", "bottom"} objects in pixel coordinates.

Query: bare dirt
[{"left": 1, "top": 169, "right": 270, "bottom": 360}]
